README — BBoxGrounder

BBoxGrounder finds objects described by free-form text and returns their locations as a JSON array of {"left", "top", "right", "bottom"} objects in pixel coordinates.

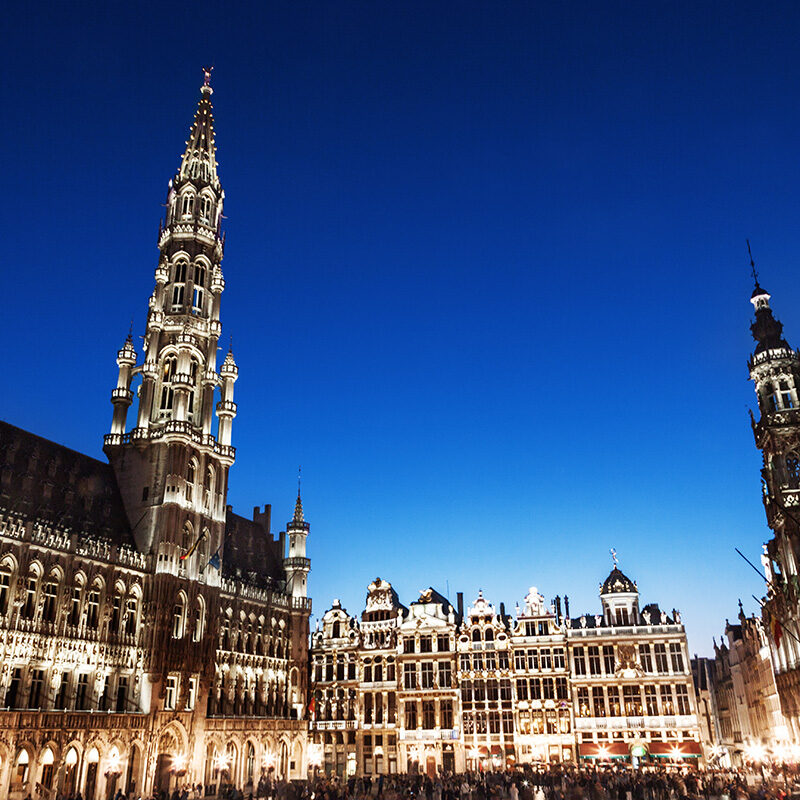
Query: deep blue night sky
[{"left": 4, "top": 1, "right": 800, "bottom": 654}]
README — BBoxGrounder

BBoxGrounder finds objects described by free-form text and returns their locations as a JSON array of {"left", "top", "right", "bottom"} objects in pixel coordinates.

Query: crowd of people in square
[{"left": 91, "top": 763, "right": 799, "bottom": 800}]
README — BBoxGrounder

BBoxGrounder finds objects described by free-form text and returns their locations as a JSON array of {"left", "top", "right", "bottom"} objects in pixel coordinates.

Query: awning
[
  {"left": 578, "top": 743, "right": 629, "bottom": 760},
  {"left": 490, "top": 745, "right": 502, "bottom": 756},
  {"left": 648, "top": 742, "right": 703, "bottom": 759},
  {"left": 477, "top": 746, "right": 489, "bottom": 757}
]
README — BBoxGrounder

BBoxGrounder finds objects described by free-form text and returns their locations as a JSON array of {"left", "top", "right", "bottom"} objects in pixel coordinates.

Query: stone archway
[{"left": 155, "top": 730, "right": 179, "bottom": 794}]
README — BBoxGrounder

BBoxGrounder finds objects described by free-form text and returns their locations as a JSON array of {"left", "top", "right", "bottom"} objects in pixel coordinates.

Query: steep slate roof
[
  {"left": 0, "top": 420, "right": 135, "bottom": 546},
  {"left": 223, "top": 508, "right": 285, "bottom": 586}
]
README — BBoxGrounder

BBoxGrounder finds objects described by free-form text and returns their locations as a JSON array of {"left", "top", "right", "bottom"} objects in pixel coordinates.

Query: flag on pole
[
  {"left": 208, "top": 549, "right": 221, "bottom": 571},
  {"left": 181, "top": 528, "right": 207, "bottom": 560}
]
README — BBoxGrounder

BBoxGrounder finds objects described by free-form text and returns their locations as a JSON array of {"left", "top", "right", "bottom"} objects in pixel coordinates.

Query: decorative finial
[
  {"left": 228, "top": 334, "right": 233, "bottom": 354},
  {"left": 298, "top": 465, "right": 302, "bottom": 496},
  {"left": 292, "top": 466, "right": 304, "bottom": 523},
  {"left": 610, "top": 548, "right": 618, "bottom": 567},
  {"left": 202, "top": 65, "right": 214, "bottom": 88},
  {"left": 127, "top": 318, "right": 134, "bottom": 343},
  {"left": 747, "top": 239, "right": 759, "bottom": 287}
]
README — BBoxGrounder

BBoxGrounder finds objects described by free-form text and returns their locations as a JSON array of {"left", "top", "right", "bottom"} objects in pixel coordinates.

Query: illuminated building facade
[
  {"left": 705, "top": 609, "right": 789, "bottom": 765},
  {"left": 510, "top": 588, "right": 572, "bottom": 765},
  {"left": 748, "top": 276, "right": 800, "bottom": 738},
  {"left": 568, "top": 566, "right": 702, "bottom": 763},
  {"left": 311, "top": 566, "right": 701, "bottom": 776},
  {"left": 0, "top": 71, "right": 311, "bottom": 800}
]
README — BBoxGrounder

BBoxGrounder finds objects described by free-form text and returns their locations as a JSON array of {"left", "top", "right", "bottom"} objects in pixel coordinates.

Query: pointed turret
[
  {"left": 285, "top": 474, "right": 310, "bottom": 598},
  {"left": 293, "top": 490, "right": 304, "bottom": 524},
  {"left": 179, "top": 67, "right": 220, "bottom": 190}
]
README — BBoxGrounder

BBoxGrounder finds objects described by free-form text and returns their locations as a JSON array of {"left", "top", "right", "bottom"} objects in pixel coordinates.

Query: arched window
[
  {"left": 14, "top": 750, "right": 29, "bottom": 787},
  {"left": 22, "top": 567, "right": 39, "bottom": 619},
  {"left": 42, "top": 573, "right": 59, "bottom": 623},
  {"left": 484, "top": 628, "right": 494, "bottom": 643},
  {"left": 172, "top": 593, "right": 186, "bottom": 639},
  {"left": 41, "top": 747, "right": 55, "bottom": 789},
  {"left": 246, "top": 742, "right": 255, "bottom": 783},
  {"left": 194, "top": 596, "right": 205, "bottom": 642},
  {"left": 68, "top": 576, "right": 84, "bottom": 627},
  {"left": 0, "top": 558, "right": 15, "bottom": 615},
  {"left": 86, "top": 582, "right": 101, "bottom": 629},
  {"left": 124, "top": 594, "right": 138, "bottom": 636},
  {"left": 182, "top": 521, "right": 193, "bottom": 553},
  {"left": 192, "top": 285, "right": 204, "bottom": 315},
  {"left": 174, "top": 260, "right": 188, "bottom": 283},
  {"left": 199, "top": 196, "right": 212, "bottom": 224},
  {"left": 472, "top": 628, "right": 481, "bottom": 643},
  {"left": 194, "top": 262, "right": 207, "bottom": 288},
  {"left": 204, "top": 465, "right": 215, "bottom": 494},
  {"left": 63, "top": 747, "right": 78, "bottom": 795},
  {"left": 180, "top": 193, "right": 195, "bottom": 218},
  {"left": 188, "top": 360, "right": 200, "bottom": 415},
  {"left": 159, "top": 356, "right": 178, "bottom": 415}
]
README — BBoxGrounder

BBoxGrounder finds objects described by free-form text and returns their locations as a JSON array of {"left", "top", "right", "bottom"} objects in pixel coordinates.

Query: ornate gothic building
[
  {"left": 0, "top": 71, "right": 311, "bottom": 799},
  {"left": 310, "top": 565, "right": 701, "bottom": 777},
  {"left": 750, "top": 276, "right": 800, "bottom": 738}
]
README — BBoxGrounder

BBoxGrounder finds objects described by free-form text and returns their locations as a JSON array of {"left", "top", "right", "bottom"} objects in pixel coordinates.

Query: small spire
[
  {"left": 747, "top": 239, "right": 759, "bottom": 289},
  {"left": 126, "top": 318, "right": 134, "bottom": 343},
  {"left": 178, "top": 68, "right": 219, "bottom": 188},
  {"left": 293, "top": 466, "right": 304, "bottom": 523}
]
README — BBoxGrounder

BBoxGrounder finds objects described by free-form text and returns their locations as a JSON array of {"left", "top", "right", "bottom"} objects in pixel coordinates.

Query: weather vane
[
  {"left": 202, "top": 65, "right": 214, "bottom": 87},
  {"left": 747, "top": 239, "right": 758, "bottom": 285},
  {"left": 610, "top": 548, "right": 618, "bottom": 567}
]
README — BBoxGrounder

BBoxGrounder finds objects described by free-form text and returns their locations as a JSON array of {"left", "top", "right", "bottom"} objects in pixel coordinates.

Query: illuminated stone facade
[
  {"left": 749, "top": 278, "right": 800, "bottom": 739},
  {"left": 311, "top": 568, "right": 702, "bottom": 777},
  {"left": 707, "top": 610, "right": 788, "bottom": 765},
  {"left": 0, "top": 71, "right": 311, "bottom": 800}
]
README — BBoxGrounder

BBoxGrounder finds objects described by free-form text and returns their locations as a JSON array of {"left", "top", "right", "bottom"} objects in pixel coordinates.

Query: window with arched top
[
  {"left": 194, "top": 596, "right": 205, "bottom": 642},
  {"left": 159, "top": 356, "right": 178, "bottom": 416},
  {"left": 42, "top": 574, "right": 59, "bottom": 623},
  {"left": 194, "top": 262, "right": 207, "bottom": 288},
  {"left": 22, "top": 567, "right": 39, "bottom": 619},
  {"left": 186, "top": 460, "right": 197, "bottom": 500},
  {"left": 188, "top": 360, "right": 200, "bottom": 415},
  {"left": 172, "top": 593, "right": 187, "bottom": 639},
  {"left": 471, "top": 628, "right": 481, "bottom": 643},
  {"left": 0, "top": 558, "right": 15, "bottom": 616},
  {"left": 124, "top": 593, "right": 138, "bottom": 636},
  {"left": 180, "top": 192, "right": 195, "bottom": 218},
  {"left": 86, "top": 582, "right": 101, "bottom": 629}
]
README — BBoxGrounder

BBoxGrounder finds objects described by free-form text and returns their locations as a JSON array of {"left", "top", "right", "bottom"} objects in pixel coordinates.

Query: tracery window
[
  {"left": 42, "top": 578, "right": 58, "bottom": 623},
  {"left": 159, "top": 357, "right": 178, "bottom": 413},
  {"left": 86, "top": 587, "right": 100, "bottom": 629},
  {"left": 180, "top": 193, "right": 195, "bottom": 218}
]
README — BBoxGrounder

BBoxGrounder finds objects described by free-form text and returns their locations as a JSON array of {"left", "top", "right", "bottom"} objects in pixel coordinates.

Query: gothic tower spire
[
  {"left": 747, "top": 252, "right": 800, "bottom": 732},
  {"left": 104, "top": 69, "right": 235, "bottom": 574}
]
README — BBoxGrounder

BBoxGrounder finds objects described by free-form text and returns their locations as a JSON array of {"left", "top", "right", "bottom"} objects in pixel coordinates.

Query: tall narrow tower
[
  {"left": 748, "top": 274, "right": 800, "bottom": 733},
  {"left": 285, "top": 488, "right": 311, "bottom": 598},
  {"left": 104, "top": 67, "right": 235, "bottom": 581}
]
